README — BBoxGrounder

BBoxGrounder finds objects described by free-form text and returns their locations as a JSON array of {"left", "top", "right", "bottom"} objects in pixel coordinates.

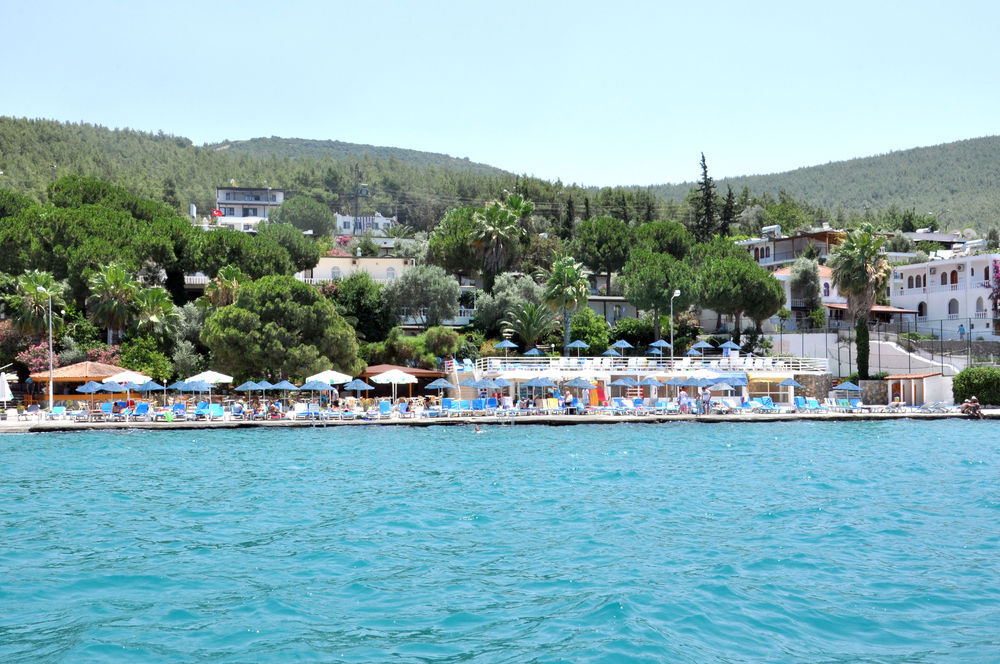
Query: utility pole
[{"left": 352, "top": 164, "right": 369, "bottom": 233}]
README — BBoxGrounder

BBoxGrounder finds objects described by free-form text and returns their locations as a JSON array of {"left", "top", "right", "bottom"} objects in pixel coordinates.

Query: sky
[{"left": 4, "top": 0, "right": 1000, "bottom": 187}]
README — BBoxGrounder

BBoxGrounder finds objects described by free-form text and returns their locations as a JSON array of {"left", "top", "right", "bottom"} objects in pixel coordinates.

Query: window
[
  {"left": 907, "top": 276, "right": 914, "bottom": 289},
  {"left": 225, "top": 192, "right": 231, "bottom": 200},
  {"left": 948, "top": 299, "right": 959, "bottom": 315},
  {"left": 917, "top": 302, "right": 926, "bottom": 317},
  {"left": 971, "top": 266, "right": 975, "bottom": 276},
  {"left": 386, "top": 268, "right": 396, "bottom": 280},
  {"left": 823, "top": 282, "right": 830, "bottom": 297},
  {"left": 243, "top": 208, "right": 257, "bottom": 217},
  {"left": 951, "top": 270, "right": 958, "bottom": 285},
  {"left": 225, "top": 207, "right": 235, "bottom": 216},
  {"left": 976, "top": 296, "right": 985, "bottom": 313},
  {"left": 331, "top": 267, "right": 341, "bottom": 279},
  {"left": 941, "top": 273, "right": 948, "bottom": 286}
]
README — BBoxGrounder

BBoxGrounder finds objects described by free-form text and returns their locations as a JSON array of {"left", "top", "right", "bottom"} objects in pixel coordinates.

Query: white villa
[
  {"left": 890, "top": 253, "right": 1000, "bottom": 339},
  {"left": 212, "top": 185, "right": 283, "bottom": 231},
  {"left": 335, "top": 212, "right": 397, "bottom": 236},
  {"left": 296, "top": 254, "right": 416, "bottom": 285}
]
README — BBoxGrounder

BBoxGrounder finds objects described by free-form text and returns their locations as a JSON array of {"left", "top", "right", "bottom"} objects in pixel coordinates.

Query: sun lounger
[
  {"left": 208, "top": 404, "right": 225, "bottom": 420},
  {"left": 129, "top": 402, "right": 150, "bottom": 421},
  {"left": 848, "top": 398, "right": 872, "bottom": 413},
  {"left": 377, "top": 401, "right": 393, "bottom": 419},
  {"left": 805, "top": 398, "right": 826, "bottom": 413},
  {"left": 398, "top": 402, "right": 415, "bottom": 418},
  {"left": 45, "top": 406, "right": 66, "bottom": 420}
]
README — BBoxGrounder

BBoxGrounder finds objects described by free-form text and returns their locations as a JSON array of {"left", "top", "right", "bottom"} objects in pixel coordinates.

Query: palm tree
[
  {"left": 540, "top": 253, "right": 590, "bottom": 352},
  {"left": 87, "top": 263, "right": 139, "bottom": 344},
  {"left": 472, "top": 193, "right": 533, "bottom": 292},
  {"left": 502, "top": 301, "right": 557, "bottom": 349},
  {"left": 133, "top": 286, "right": 179, "bottom": 342},
  {"left": 203, "top": 264, "right": 246, "bottom": 308},
  {"left": 6, "top": 270, "right": 66, "bottom": 337},
  {"left": 828, "top": 223, "right": 890, "bottom": 380}
]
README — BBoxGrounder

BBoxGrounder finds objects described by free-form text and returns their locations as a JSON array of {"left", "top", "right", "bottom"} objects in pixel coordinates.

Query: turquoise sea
[{"left": 2, "top": 420, "right": 999, "bottom": 662}]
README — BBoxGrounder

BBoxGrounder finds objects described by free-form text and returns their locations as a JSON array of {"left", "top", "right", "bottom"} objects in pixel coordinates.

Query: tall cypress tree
[{"left": 695, "top": 153, "right": 717, "bottom": 243}]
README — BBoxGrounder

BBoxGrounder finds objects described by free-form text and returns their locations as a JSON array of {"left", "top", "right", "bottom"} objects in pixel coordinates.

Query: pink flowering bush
[
  {"left": 16, "top": 342, "right": 58, "bottom": 374},
  {"left": 86, "top": 345, "right": 121, "bottom": 366}
]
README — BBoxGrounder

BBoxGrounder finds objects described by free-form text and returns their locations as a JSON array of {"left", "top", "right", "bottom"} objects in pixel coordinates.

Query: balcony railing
[{"left": 464, "top": 354, "right": 828, "bottom": 376}]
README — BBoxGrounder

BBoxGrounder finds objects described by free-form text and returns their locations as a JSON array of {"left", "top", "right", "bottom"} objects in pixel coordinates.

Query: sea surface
[{"left": 1, "top": 420, "right": 999, "bottom": 663}]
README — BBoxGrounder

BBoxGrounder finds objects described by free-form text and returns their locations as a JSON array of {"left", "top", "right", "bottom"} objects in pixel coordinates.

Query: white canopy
[
  {"left": 306, "top": 369, "right": 352, "bottom": 385},
  {"left": 105, "top": 370, "right": 151, "bottom": 384},
  {"left": 0, "top": 372, "right": 12, "bottom": 403},
  {"left": 186, "top": 370, "right": 234, "bottom": 384},
  {"left": 370, "top": 369, "right": 418, "bottom": 384}
]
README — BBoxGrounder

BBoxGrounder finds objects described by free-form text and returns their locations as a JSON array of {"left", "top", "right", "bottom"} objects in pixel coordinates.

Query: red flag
[{"left": 211, "top": 209, "right": 224, "bottom": 217}]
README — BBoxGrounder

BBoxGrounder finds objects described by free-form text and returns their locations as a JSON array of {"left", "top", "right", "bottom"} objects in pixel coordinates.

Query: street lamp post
[
  {"left": 670, "top": 289, "right": 681, "bottom": 365},
  {"left": 36, "top": 286, "right": 54, "bottom": 411}
]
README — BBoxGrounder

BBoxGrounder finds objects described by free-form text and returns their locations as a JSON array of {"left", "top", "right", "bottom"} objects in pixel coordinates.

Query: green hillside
[
  {"left": 651, "top": 137, "right": 1000, "bottom": 230},
  {"left": 3, "top": 116, "right": 1000, "bottom": 232},
  {"left": 211, "top": 136, "right": 509, "bottom": 177}
]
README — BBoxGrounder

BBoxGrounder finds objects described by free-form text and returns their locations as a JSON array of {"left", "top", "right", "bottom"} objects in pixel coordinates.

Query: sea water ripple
[{"left": 1, "top": 420, "right": 999, "bottom": 662}]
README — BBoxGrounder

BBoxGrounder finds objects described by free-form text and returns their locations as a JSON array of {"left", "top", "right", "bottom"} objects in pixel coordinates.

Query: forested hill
[
  {"left": 211, "top": 137, "right": 509, "bottom": 177},
  {"left": 650, "top": 136, "right": 1000, "bottom": 228},
  {"left": 3, "top": 116, "right": 1000, "bottom": 231}
]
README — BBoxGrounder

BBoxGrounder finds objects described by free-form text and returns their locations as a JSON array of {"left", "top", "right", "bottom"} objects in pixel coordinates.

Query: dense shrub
[{"left": 952, "top": 366, "right": 1000, "bottom": 405}]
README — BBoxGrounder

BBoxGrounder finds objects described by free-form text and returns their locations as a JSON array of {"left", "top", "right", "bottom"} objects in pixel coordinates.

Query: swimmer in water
[{"left": 474, "top": 424, "right": 483, "bottom": 434}]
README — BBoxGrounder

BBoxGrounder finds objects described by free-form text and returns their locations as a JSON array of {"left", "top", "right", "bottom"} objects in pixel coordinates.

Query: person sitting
[{"left": 961, "top": 397, "right": 983, "bottom": 419}]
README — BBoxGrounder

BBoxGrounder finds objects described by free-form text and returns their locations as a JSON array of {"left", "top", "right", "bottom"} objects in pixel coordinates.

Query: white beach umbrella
[
  {"left": 105, "top": 370, "right": 151, "bottom": 385},
  {"left": 185, "top": 370, "right": 234, "bottom": 384},
  {"left": 0, "top": 372, "right": 12, "bottom": 405},
  {"left": 370, "top": 368, "right": 418, "bottom": 402},
  {"left": 306, "top": 369, "right": 352, "bottom": 385}
]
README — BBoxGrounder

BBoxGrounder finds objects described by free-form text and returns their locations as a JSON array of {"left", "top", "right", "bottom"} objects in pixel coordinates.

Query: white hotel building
[{"left": 890, "top": 253, "right": 999, "bottom": 339}]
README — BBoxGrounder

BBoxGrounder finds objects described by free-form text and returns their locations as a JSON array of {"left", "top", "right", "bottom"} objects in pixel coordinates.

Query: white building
[
  {"left": 296, "top": 254, "right": 416, "bottom": 285},
  {"left": 215, "top": 186, "right": 283, "bottom": 220},
  {"left": 890, "top": 253, "right": 999, "bottom": 339},
  {"left": 335, "top": 212, "right": 397, "bottom": 237}
]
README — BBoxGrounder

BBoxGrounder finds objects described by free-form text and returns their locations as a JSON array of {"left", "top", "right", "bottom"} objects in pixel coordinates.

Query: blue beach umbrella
[
  {"left": 566, "top": 339, "right": 590, "bottom": 357},
  {"left": 234, "top": 380, "right": 261, "bottom": 392},
  {"left": 834, "top": 381, "right": 862, "bottom": 392},
  {"left": 564, "top": 377, "right": 594, "bottom": 390},
  {"left": 300, "top": 380, "right": 334, "bottom": 391},
  {"left": 611, "top": 339, "right": 634, "bottom": 355},
  {"left": 426, "top": 378, "right": 455, "bottom": 391},
  {"left": 271, "top": 380, "right": 299, "bottom": 391},
  {"left": 649, "top": 339, "right": 672, "bottom": 349},
  {"left": 691, "top": 340, "right": 714, "bottom": 350},
  {"left": 601, "top": 348, "right": 621, "bottom": 357},
  {"left": 100, "top": 381, "right": 125, "bottom": 393},
  {"left": 343, "top": 378, "right": 374, "bottom": 395},
  {"left": 76, "top": 380, "right": 102, "bottom": 408},
  {"left": 646, "top": 347, "right": 663, "bottom": 356},
  {"left": 257, "top": 380, "right": 275, "bottom": 390},
  {"left": 167, "top": 380, "right": 188, "bottom": 391},
  {"left": 720, "top": 341, "right": 741, "bottom": 350},
  {"left": 137, "top": 379, "right": 167, "bottom": 405},
  {"left": 493, "top": 339, "right": 518, "bottom": 361},
  {"left": 684, "top": 348, "right": 703, "bottom": 356},
  {"left": 524, "top": 347, "right": 545, "bottom": 357},
  {"left": 778, "top": 378, "right": 803, "bottom": 388},
  {"left": 492, "top": 377, "right": 512, "bottom": 388},
  {"left": 459, "top": 377, "right": 479, "bottom": 388}
]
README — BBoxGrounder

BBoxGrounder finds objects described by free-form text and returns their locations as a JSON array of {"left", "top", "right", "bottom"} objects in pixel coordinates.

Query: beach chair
[
  {"left": 171, "top": 403, "right": 187, "bottom": 421},
  {"left": 486, "top": 397, "right": 499, "bottom": 413},
  {"left": 611, "top": 398, "right": 633, "bottom": 415},
  {"left": 192, "top": 401, "right": 210, "bottom": 420},
  {"left": 208, "top": 404, "right": 225, "bottom": 420},
  {"left": 710, "top": 399, "right": 732, "bottom": 414},
  {"left": 794, "top": 396, "right": 808, "bottom": 412},
  {"left": 805, "top": 398, "right": 826, "bottom": 413},
  {"left": 848, "top": 398, "right": 872, "bottom": 413},
  {"left": 129, "top": 402, "right": 150, "bottom": 421},
  {"left": 45, "top": 405, "right": 66, "bottom": 420},
  {"left": 471, "top": 398, "right": 487, "bottom": 415},
  {"left": 230, "top": 403, "right": 245, "bottom": 420},
  {"left": 398, "top": 402, "right": 415, "bottom": 418},
  {"left": 291, "top": 403, "right": 310, "bottom": 420},
  {"left": 378, "top": 401, "right": 393, "bottom": 419},
  {"left": 633, "top": 397, "right": 651, "bottom": 415}
]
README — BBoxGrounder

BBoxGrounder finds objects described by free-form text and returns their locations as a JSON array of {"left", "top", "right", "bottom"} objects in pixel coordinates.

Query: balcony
[{"left": 466, "top": 354, "right": 829, "bottom": 377}]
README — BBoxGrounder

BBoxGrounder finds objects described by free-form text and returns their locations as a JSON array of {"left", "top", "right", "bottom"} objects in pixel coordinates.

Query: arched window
[
  {"left": 976, "top": 296, "right": 985, "bottom": 313},
  {"left": 754, "top": 248, "right": 760, "bottom": 260},
  {"left": 823, "top": 282, "right": 830, "bottom": 297},
  {"left": 386, "top": 267, "right": 396, "bottom": 280},
  {"left": 941, "top": 272, "right": 948, "bottom": 286},
  {"left": 951, "top": 270, "right": 958, "bottom": 285},
  {"left": 922, "top": 274, "right": 927, "bottom": 287},
  {"left": 331, "top": 267, "right": 341, "bottom": 279},
  {"left": 986, "top": 266, "right": 991, "bottom": 281},
  {"left": 917, "top": 302, "right": 927, "bottom": 317},
  {"left": 907, "top": 276, "right": 914, "bottom": 289},
  {"left": 948, "top": 299, "right": 959, "bottom": 316}
]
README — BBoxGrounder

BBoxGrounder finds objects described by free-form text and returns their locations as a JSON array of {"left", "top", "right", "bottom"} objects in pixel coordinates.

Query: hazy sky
[{"left": 5, "top": 0, "right": 998, "bottom": 186}]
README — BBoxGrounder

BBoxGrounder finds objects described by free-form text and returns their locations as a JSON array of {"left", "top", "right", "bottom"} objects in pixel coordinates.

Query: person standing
[{"left": 701, "top": 386, "right": 712, "bottom": 414}]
